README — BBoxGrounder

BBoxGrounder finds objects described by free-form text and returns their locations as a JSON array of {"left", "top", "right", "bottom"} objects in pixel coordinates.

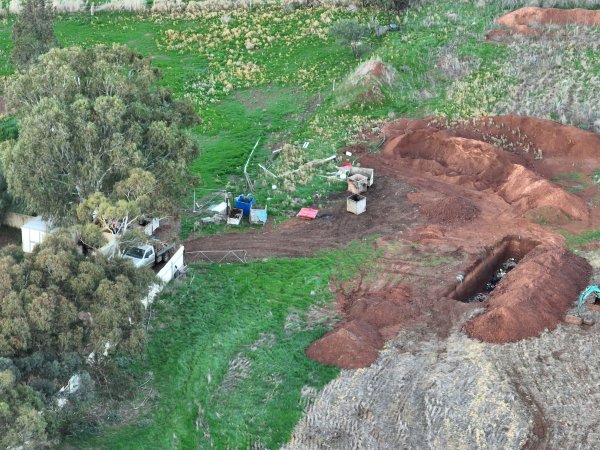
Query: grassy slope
[{"left": 70, "top": 244, "right": 377, "bottom": 449}]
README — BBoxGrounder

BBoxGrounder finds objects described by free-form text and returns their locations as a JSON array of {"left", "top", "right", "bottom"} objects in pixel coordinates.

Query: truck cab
[{"left": 123, "top": 244, "right": 155, "bottom": 268}]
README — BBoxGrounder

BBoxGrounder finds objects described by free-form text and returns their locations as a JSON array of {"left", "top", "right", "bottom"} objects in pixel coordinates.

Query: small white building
[{"left": 21, "top": 216, "right": 54, "bottom": 253}]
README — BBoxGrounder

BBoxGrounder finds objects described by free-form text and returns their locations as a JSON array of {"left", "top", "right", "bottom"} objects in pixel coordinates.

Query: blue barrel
[{"left": 235, "top": 195, "right": 254, "bottom": 216}]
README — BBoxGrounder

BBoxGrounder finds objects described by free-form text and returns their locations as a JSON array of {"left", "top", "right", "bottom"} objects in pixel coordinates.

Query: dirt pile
[
  {"left": 421, "top": 197, "right": 480, "bottom": 224},
  {"left": 381, "top": 125, "right": 589, "bottom": 220},
  {"left": 465, "top": 247, "right": 591, "bottom": 343},
  {"left": 348, "top": 58, "right": 397, "bottom": 87},
  {"left": 488, "top": 7, "right": 600, "bottom": 40},
  {"left": 305, "top": 320, "right": 383, "bottom": 369},
  {"left": 335, "top": 58, "right": 397, "bottom": 108},
  {"left": 306, "top": 283, "right": 415, "bottom": 368}
]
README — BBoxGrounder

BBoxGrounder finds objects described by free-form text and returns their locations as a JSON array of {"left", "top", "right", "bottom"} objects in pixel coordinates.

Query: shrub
[{"left": 330, "top": 19, "right": 372, "bottom": 58}]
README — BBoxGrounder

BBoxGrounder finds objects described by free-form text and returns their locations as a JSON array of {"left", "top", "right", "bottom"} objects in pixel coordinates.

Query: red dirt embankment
[
  {"left": 488, "top": 7, "right": 600, "bottom": 40},
  {"left": 465, "top": 246, "right": 591, "bottom": 343},
  {"left": 306, "top": 115, "right": 596, "bottom": 366},
  {"left": 381, "top": 123, "right": 589, "bottom": 221}
]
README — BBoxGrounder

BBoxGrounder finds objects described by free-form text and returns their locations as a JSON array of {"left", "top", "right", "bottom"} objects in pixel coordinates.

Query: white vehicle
[{"left": 123, "top": 243, "right": 175, "bottom": 268}]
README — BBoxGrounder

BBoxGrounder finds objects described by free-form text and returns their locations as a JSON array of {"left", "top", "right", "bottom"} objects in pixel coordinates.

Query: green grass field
[
  {"left": 67, "top": 243, "right": 377, "bottom": 449},
  {"left": 0, "top": 2, "right": 508, "bottom": 220}
]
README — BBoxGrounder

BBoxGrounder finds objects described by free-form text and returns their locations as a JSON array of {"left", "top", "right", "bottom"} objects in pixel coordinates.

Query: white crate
[
  {"left": 347, "top": 194, "right": 366, "bottom": 215},
  {"left": 348, "top": 173, "right": 369, "bottom": 195}
]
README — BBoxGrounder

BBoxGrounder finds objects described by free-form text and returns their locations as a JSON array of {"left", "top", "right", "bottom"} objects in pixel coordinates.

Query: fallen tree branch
[{"left": 274, "top": 155, "right": 337, "bottom": 178}]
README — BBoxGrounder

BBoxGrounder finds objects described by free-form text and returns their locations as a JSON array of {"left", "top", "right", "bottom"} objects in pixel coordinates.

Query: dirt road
[{"left": 185, "top": 176, "right": 421, "bottom": 259}]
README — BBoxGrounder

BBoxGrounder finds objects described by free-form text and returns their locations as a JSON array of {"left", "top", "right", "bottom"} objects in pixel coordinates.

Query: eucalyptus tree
[{"left": 2, "top": 44, "right": 199, "bottom": 235}]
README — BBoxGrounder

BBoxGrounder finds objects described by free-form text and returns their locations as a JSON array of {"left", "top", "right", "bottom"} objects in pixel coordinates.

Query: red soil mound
[
  {"left": 305, "top": 319, "right": 384, "bottom": 369},
  {"left": 381, "top": 125, "right": 588, "bottom": 220},
  {"left": 488, "top": 7, "right": 600, "bottom": 40},
  {"left": 465, "top": 246, "right": 591, "bottom": 343},
  {"left": 421, "top": 196, "right": 480, "bottom": 223},
  {"left": 306, "top": 283, "right": 415, "bottom": 368}
]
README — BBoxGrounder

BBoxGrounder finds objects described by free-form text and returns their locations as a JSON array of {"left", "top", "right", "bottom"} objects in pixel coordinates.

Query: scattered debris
[
  {"left": 465, "top": 258, "right": 518, "bottom": 303},
  {"left": 565, "top": 314, "right": 583, "bottom": 325},
  {"left": 250, "top": 205, "right": 268, "bottom": 225},
  {"left": 583, "top": 316, "right": 596, "bottom": 326},
  {"left": 209, "top": 202, "right": 227, "bottom": 214},
  {"left": 235, "top": 195, "right": 255, "bottom": 217},
  {"left": 348, "top": 167, "right": 375, "bottom": 187},
  {"left": 243, "top": 138, "right": 261, "bottom": 193},
  {"left": 227, "top": 208, "right": 243, "bottom": 225}
]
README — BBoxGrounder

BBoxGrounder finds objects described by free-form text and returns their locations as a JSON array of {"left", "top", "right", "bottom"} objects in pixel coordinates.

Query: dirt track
[{"left": 185, "top": 175, "right": 421, "bottom": 259}]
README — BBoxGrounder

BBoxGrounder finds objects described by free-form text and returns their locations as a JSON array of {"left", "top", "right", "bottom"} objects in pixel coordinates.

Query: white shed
[{"left": 21, "top": 216, "right": 53, "bottom": 253}]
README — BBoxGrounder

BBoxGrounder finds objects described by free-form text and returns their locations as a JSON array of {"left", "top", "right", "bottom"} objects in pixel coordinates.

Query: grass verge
[{"left": 67, "top": 241, "right": 378, "bottom": 449}]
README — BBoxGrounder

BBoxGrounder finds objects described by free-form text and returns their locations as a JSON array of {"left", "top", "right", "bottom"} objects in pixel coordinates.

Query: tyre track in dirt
[{"left": 185, "top": 176, "right": 421, "bottom": 260}]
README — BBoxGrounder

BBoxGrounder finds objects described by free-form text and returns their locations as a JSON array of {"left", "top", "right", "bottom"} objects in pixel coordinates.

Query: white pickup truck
[{"left": 123, "top": 243, "right": 176, "bottom": 268}]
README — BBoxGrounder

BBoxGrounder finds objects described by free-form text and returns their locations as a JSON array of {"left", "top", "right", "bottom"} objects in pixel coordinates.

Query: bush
[{"left": 330, "top": 19, "right": 372, "bottom": 58}]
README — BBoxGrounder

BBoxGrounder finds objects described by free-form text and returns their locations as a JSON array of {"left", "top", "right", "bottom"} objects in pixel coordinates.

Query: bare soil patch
[
  {"left": 421, "top": 196, "right": 479, "bottom": 224},
  {"left": 185, "top": 176, "right": 421, "bottom": 259},
  {"left": 488, "top": 7, "right": 600, "bottom": 41}
]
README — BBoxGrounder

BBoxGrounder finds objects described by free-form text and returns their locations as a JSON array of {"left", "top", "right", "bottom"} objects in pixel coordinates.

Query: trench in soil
[{"left": 448, "top": 236, "right": 540, "bottom": 303}]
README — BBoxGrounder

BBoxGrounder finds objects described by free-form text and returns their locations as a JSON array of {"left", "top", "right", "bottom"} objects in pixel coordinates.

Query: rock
[
  {"left": 583, "top": 317, "right": 596, "bottom": 326},
  {"left": 565, "top": 315, "right": 583, "bottom": 325}
]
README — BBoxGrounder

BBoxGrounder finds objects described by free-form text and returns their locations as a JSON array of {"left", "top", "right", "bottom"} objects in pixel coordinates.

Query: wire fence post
[{"left": 244, "top": 138, "right": 261, "bottom": 194}]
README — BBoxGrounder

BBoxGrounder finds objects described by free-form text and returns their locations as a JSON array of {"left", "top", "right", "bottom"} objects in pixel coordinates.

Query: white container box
[
  {"left": 348, "top": 173, "right": 369, "bottom": 195},
  {"left": 347, "top": 194, "right": 366, "bottom": 215}
]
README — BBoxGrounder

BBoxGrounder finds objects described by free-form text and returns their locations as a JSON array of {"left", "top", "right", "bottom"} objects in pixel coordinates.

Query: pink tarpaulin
[{"left": 297, "top": 208, "right": 319, "bottom": 220}]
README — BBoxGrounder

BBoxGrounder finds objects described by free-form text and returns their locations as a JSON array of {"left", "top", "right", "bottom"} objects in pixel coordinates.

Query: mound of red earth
[
  {"left": 421, "top": 196, "right": 480, "bottom": 224},
  {"left": 380, "top": 122, "right": 588, "bottom": 221},
  {"left": 306, "top": 115, "right": 597, "bottom": 368},
  {"left": 306, "top": 284, "right": 415, "bottom": 368},
  {"left": 305, "top": 320, "right": 383, "bottom": 369},
  {"left": 465, "top": 246, "right": 591, "bottom": 343},
  {"left": 487, "top": 7, "right": 600, "bottom": 40}
]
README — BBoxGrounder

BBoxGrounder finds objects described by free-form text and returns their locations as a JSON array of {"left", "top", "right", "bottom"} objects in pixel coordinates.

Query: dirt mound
[
  {"left": 465, "top": 246, "right": 591, "bottom": 343},
  {"left": 381, "top": 126, "right": 588, "bottom": 220},
  {"left": 348, "top": 58, "right": 397, "bottom": 87},
  {"left": 421, "top": 197, "right": 480, "bottom": 223},
  {"left": 305, "top": 319, "right": 384, "bottom": 368},
  {"left": 335, "top": 58, "right": 397, "bottom": 108},
  {"left": 488, "top": 7, "right": 600, "bottom": 40},
  {"left": 306, "top": 282, "right": 416, "bottom": 368}
]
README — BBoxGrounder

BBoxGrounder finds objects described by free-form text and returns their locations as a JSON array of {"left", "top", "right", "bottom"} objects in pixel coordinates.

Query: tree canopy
[
  {"left": 0, "top": 232, "right": 155, "bottom": 358},
  {"left": 0, "top": 233, "right": 155, "bottom": 447},
  {"left": 2, "top": 44, "right": 199, "bottom": 229},
  {"left": 11, "top": 0, "right": 59, "bottom": 70}
]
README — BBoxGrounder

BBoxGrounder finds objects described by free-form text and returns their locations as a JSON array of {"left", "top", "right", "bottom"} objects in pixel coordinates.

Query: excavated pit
[{"left": 449, "top": 236, "right": 540, "bottom": 303}]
